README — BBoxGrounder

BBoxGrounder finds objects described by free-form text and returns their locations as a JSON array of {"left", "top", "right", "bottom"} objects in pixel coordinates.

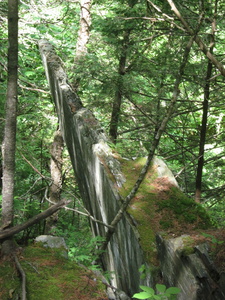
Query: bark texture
[
  {"left": 45, "top": 130, "right": 64, "bottom": 233},
  {"left": 76, "top": 0, "right": 92, "bottom": 58},
  {"left": 1, "top": 0, "right": 18, "bottom": 229}
]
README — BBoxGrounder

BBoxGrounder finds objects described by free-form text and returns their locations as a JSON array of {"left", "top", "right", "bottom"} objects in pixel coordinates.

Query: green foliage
[
  {"left": 1, "top": 3, "right": 225, "bottom": 296},
  {"left": 139, "top": 264, "right": 151, "bottom": 280},
  {"left": 0, "top": 260, "right": 21, "bottom": 299},
  {"left": 68, "top": 235, "right": 105, "bottom": 267},
  {"left": 133, "top": 284, "right": 180, "bottom": 300},
  {"left": 50, "top": 218, "right": 105, "bottom": 268},
  {"left": 201, "top": 233, "right": 224, "bottom": 245}
]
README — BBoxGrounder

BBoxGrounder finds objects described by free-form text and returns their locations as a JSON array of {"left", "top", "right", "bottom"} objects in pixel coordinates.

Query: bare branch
[
  {"left": 0, "top": 199, "right": 71, "bottom": 240},
  {"left": 18, "top": 150, "right": 51, "bottom": 181},
  {"left": 64, "top": 206, "right": 114, "bottom": 230},
  {"left": 166, "top": 0, "right": 225, "bottom": 77}
]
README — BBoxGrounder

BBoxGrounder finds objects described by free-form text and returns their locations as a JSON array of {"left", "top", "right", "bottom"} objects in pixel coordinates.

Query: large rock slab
[
  {"left": 156, "top": 234, "right": 225, "bottom": 300},
  {"left": 39, "top": 39, "right": 150, "bottom": 296}
]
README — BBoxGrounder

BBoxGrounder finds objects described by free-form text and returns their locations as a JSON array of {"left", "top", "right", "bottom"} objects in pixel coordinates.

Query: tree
[
  {"left": 1, "top": 0, "right": 18, "bottom": 236},
  {"left": 109, "top": 30, "right": 131, "bottom": 143},
  {"left": 45, "top": 129, "right": 64, "bottom": 234},
  {"left": 1, "top": 0, "right": 225, "bottom": 248},
  {"left": 75, "top": 0, "right": 92, "bottom": 58},
  {"left": 194, "top": 0, "right": 217, "bottom": 202}
]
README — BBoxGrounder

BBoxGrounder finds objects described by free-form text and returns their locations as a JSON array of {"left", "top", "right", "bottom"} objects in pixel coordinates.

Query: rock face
[
  {"left": 39, "top": 40, "right": 151, "bottom": 296},
  {"left": 153, "top": 156, "right": 178, "bottom": 187},
  {"left": 38, "top": 40, "right": 223, "bottom": 299},
  {"left": 156, "top": 234, "right": 225, "bottom": 300}
]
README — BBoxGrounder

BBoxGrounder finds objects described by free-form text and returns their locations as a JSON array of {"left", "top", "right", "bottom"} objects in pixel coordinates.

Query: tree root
[{"left": 13, "top": 253, "right": 26, "bottom": 300}]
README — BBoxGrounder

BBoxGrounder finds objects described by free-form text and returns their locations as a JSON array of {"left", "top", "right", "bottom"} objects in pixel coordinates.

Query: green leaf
[
  {"left": 24, "top": 71, "right": 36, "bottom": 77},
  {"left": 140, "top": 286, "right": 155, "bottom": 294},
  {"left": 165, "top": 287, "right": 181, "bottom": 295},
  {"left": 156, "top": 284, "right": 166, "bottom": 293},
  {"left": 132, "top": 291, "right": 152, "bottom": 299},
  {"left": 139, "top": 264, "right": 146, "bottom": 273},
  {"left": 153, "top": 295, "right": 161, "bottom": 300}
]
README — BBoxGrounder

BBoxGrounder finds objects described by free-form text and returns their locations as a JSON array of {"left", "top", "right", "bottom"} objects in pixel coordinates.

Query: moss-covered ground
[
  {"left": 0, "top": 244, "right": 107, "bottom": 300},
  {"left": 119, "top": 157, "right": 214, "bottom": 266}
]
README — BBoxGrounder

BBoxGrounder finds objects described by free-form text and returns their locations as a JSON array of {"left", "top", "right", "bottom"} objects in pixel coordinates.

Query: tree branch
[
  {"left": 13, "top": 254, "right": 27, "bottom": 300},
  {"left": 166, "top": 0, "right": 225, "bottom": 77},
  {"left": 0, "top": 199, "right": 70, "bottom": 241}
]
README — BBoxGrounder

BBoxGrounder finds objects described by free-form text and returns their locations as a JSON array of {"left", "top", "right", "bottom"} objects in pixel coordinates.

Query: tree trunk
[
  {"left": 195, "top": 15, "right": 216, "bottom": 202},
  {"left": 109, "top": 31, "right": 130, "bottom": 143},
  {"left": 1, "top": 0, "right": 18, "bottom": 230},
  {"left": 1, "top": 0, "right": 18, "bottom": 256},
  {"left": 75, "top": 0, "right": 92, "bottom": 58},
  {"left": 45, "top": 130, "right": 64, "bottom": 234},
  {"left": 73, "top": 0, "right": 92, "bottom": 90},
  {"left": 194, "top": 63, "right": 211, "bottom": 202}
]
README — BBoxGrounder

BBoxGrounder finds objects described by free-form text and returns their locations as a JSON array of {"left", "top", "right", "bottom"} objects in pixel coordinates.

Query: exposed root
[{"left": 13, "top": 254, "right": 26, "bottom": 300}]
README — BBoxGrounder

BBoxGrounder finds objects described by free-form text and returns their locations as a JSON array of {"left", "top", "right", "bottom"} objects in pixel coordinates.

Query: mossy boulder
[{"left": 119, "top": 156, "right": 213, "bottom": 266}]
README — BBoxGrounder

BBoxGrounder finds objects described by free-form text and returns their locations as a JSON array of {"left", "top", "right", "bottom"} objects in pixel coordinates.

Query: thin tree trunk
[
  {"left": 195, "top": 62, "right": 212, "bottom": 202},
  {"left": 195, "top": 4, "right": 217, "bottom": 202},
  {"left": 109, "top": 31, "right": 130, "bottom": 143},
  {"left": 73, "top": 0, "right": 92, "bottom": 90},
  {"left": 1, "top": 0, "right": 18, "bottom": 230},
  {"left": 45, "top": 130, "right": 64, "bottom": 233}
]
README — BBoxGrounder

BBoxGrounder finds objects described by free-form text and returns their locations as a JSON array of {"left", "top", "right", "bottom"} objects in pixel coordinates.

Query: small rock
[{"left": 34, "top": 235, "right": 68, "bottom": 258}]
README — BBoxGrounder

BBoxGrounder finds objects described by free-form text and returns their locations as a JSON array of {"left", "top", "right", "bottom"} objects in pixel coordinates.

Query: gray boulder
[{"left": 35, "top": 235, "right": 68, "bottom": 258}]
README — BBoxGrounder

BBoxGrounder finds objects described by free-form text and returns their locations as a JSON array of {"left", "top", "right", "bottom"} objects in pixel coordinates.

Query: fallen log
[{"left": 0, "top": 199, "right": 70, "bottom": 241}]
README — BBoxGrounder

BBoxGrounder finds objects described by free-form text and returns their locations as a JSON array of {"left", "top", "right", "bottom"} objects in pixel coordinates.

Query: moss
[
  {"left": 118, "top": 157, "right": 213, "bottom": 267},
  {"left": 0, "top": 244, "right": 107, "bottom": 300},
  {"left": 179, "top": 236, "right": 196, "bottom": 257},
  {"left": 157, "top": 186, "right": 212, "bottom": 229},
  {"left": 120, "top": 157, "right": 159, "bottom": 265},
  {"left": 160, "top": 220, "right": 173, "bottom": 230},
  {"left": 0, "top": 260, "right": 21, "bottom": 300}
]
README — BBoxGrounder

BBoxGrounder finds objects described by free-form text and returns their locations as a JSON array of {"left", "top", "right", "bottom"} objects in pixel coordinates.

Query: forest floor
[{"left": 0, "top": 244, "right": 108, "bottom": 300}]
